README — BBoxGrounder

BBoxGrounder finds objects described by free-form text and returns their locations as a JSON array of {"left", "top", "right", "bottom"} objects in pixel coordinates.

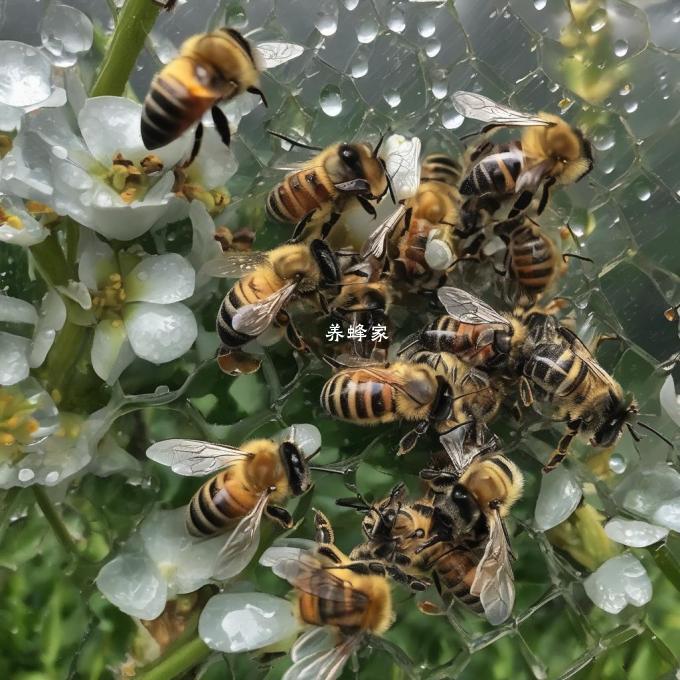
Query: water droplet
[
  {"left": 614, "top": 39, "right": 628, "bottom": 58},
  {"left": 635, "top": 182, "right": 651, "bottom": 201},
  {"left": 425, "top": 38, "right": 441, "bottom": 57},
  {"left": 624, "top": 100, "right": 638, "bottom": 113},
  {"left": 417, "top": 16, "right": 436, "bottom": 38},
  {"left": 618, "top": 83, "right": 632, "bottom": 96},
  {"left": 442, "top": 110, "right": 464, "bottom": 129},
  {"left": 589, "top": 8, "right": 608, "bottom": 33},
  {"left": 533, "top": 0, "right": 546, "bottom": 9},
  {"left": 350, "top": 52, "right": 368, "bottom": 79},
  {"left": 387, "top": 9, "right": 406, "bottom": 33},
  {"left": 673, "top": 7, "right": 680, "bottom": 23},
  {"left": 356, "top": 18, "right": 378, "bottom": 44},
  {"left": 591, "top": 127, "right": 615, "bottom": 151},
  {"left": 18, "top": 468, "right": 35, "bottom": 482},
  {"left": 548, "top": 82, "right": 560, "bottom": 93},
  {"left": 344, "top": 0, "right": 359, "bottom": 9},
  {"left": 45, "top": 470, "right": 59, "bottom": 484},
  {"left": 383, "top": 89, "right": 401, "bottom": 108},
  {"left": 431, "top": 72, "right": 447, "bottom": 100},
  {"left": 51, "top": 145, "right": 68, "bottom": 159},
  {"left": 137, "top": 270, "right": 149, "bottom": 281},
  {"left": 315, "top": 14, "right": 337, "bottom": 36},
  {"left": 319, "top": 85, "right": 343, "bottom": 117},
  {"left": 609, "top": 454, "right": 627, "bottom": 474},
  {"left": 225, "top": 4, "right": 247, "bottom": 29}
]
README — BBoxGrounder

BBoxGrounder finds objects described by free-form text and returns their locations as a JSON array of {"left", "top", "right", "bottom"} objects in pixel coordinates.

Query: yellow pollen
[
  {"left": 6, "top": 215, "right": 23, "bottom": 230},
  {"left": 0, "top": 433, "right": 15, "bottom": 446},
  {"left": 26, "top": 418, "right": 39, "bottom": 435}
]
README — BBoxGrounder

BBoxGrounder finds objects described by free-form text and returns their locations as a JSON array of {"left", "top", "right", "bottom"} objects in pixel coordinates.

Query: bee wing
[
  {"left": 274, "top": 424, "right": 322, "bottom": 459},
  {"left": 359, "top": 205, "right": 407, "bottom": 261},
  {"left": 437, "top": 287, "right": 510, "bottom": 327},
  {"left": 347, "top": 365, "right": 435, "bottom": 406},
  {"left": 438, "top": 426, "right": 479, "bottom": 475},
  {"left": 381, "top": 134, "right": 422, "bottom": 201},
  {"left": 470, "top": 513, "right": 515, "bottom": 625},
  {"left": 558, "top": 326, "right": 614, "bottom": 385},
  {"left": 231, "top": 280, "right": 298, "bottom": 335},
  {"left": 284, "top": 633, "right": 362, "bottom": 680},
  {"left": 199, "top": 251, "right": 269, "bottom": 279},
  {"left": 213, "top": 491, "right": 270, "bottom": 579},
  {"left": 515, "top": 158, "right": 553, "bottom": 194},
  {"left": 255, "top": 41, "right": 304, "bottom": 69},
  {"left": 146, "top": 439, "right": 252, "bottom": 476},
  {"left": 452, "top": 91, "right": 551, "bottom": 128}
]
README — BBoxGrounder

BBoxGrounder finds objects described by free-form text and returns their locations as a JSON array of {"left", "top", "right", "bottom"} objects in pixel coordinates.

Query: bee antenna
[
  {"left": 637, "top": 421, "right": 674, "bottom": 448},
  {"left": 372, "top": 129, "right": 391, "bottom": 158},
  {"left": 266, "top": 129, "right": 322, "bottom": 152},
  {"left": 305, "top": 447, "right": 321, "bottom": 461},
  {"left": 626, "top": 422, "right": 641, "bottom": 442}
]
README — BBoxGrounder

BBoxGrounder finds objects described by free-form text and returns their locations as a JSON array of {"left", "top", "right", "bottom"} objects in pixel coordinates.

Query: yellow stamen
[{"left": 0, "top": 433, "right": 15, "bottom": 446}]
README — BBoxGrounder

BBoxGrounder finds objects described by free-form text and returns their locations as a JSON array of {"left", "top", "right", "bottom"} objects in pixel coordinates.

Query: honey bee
[
  {"left": 319, "top": 358, "right": 457, "bottom": 454},
  {"left": 261, "top": 510, "right": 394, "bottom": 680},
  {"left": 203, "top": 240, "right": 341, "bottom": 374},
  {"left": 141, "top": 28, "right": 266, "bottom": 161},
  {"left": 405, "top": 287, "right": 660, "bottom": 470},
  {"left": 421, "top": 425, "right": 523, "bottom": 624},
  {"left": 391, "top": 153, "right": 461, "bottom": 288},
  {"left": 453, "top": 91, "right": 593, "bottom": 216},
  {"left": 146, "top": 425, "right": 319, "bottom": 576},
  {"left": 266, "top": 131, "right": 394, "bottom": 240}
]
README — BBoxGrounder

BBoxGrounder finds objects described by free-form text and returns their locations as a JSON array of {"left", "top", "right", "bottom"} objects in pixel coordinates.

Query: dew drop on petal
[
  {"left": 319, "top": 85, "right": 343, "bottom": 117},
  {"left": 44, "top": 471, "right": 60, "bottom": 485},
  {"left": 534, "top": 466, "right": 582, "bottom": 531},
  {"left": 604, "top": 517, "right": 668, "bottom": 547},
  {"left": 40, "top": 3, "right": 94, "bottom": 67},
  {"left": 584, "top": 554, "right": 652, "bottom": 614},
  {"left": 18, "top": 468, "right": 35, "bottom": 483}
]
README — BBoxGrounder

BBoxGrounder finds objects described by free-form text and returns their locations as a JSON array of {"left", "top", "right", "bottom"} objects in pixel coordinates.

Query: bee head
[
  {"left": 590, "top": 391, "right": 639, "bottom": 448},
  {"left": 279, "top": 441, "right": 312, "bottom": 496}
]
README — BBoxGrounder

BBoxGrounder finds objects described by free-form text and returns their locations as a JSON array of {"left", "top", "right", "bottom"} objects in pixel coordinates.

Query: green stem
[
  {"left": 45, "top": 320, "right": 91, "bottom": 398},
  {"left": 136, "top": 636, "right": 211, "bottom": 680},
  {"left": 29, "top": 231, "right": 70, "bottom": 287},
  {"left": 90, "top": 0, "right": 161, "bottom": 97},
  {"left": 32, "top": 486, "right": 81, "bottom": 558}
]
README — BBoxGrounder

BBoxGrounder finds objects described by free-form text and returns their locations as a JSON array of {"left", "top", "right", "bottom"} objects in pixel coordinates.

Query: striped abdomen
[
  {"left": 420, "top": 153, "right": 463, "bottom": 186},
  {"left": 141, "top": 63, "right": 214, "bottom": 150},
  {"left": 297, "top": 586, "right": 368, "bottom": 630},
  {"left": 266, "top": 168, "right": 334, "bottom": 223},
  {"left": 509, "top": 225, "right": 557, "bottom": 292},
  {"left": 429, "top": 545, "right": 483, "bottom": 613},
  {"left": 216, "top": 272, "right": 277, "bottom": 349},
  {"left": 419, "top": 316, "right": 510, "bottom": 368},
  {"left": 186, "top": 472, "right": 254, "bottom": 537},
  {"left": 460, "top": 142, "right": 524, "bottom": 197},
  {"left": 451, "top": 367, "right": 501, "bottom": 425},
  {"left": 523, "top": 343, "right": 588, "bottom": 401},
  {"left": 320, "top": 371, "right": 396, "bottom": 424}
]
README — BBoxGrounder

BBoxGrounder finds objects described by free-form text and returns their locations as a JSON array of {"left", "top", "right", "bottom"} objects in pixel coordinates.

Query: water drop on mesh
[
  {"left": 351, "top": 53, "right": 369, "bottom": 78},
  {"left": 45, "top": 470, "right": 60, "bottom": 484},
  {"left": 383, "top": 90, "right": 401, "bottom": 108},
  {"left": 592, "top": 127, "right": 615, "bottom": 151},
  {"left": 614, "top": 39, "right": 628, "bottom": 57},
  {"left": 319, "top": 85, "right": 343, "bottom": 117},
  {"left": 356, "top": 19, "right": 378, "bottom": 44},
  {"left": 431, "top": 76, "right": 447, "bottom": 100},
  {"left": 344, "top": 0, "right": 359, "bottom": 10},
  {"left": 619, "top": 83, "right": 632, "bottom": 96},
  {"left": 442, "top": 110, "right": 464, "bottom": 129},
  {"left": 635, "top": 183, "right": 651, "bottom": 201},
  {"left": 624, "top": 100, "right": 638, "bottom": 113},
  {"left": 387, "top": 9, "right": 406, "bottom": 33},
  {"left": 417, "top": 16, "right": 436, "bottom": 38},
  {"left": 589, "top": 9, "right": 607, "bottom": 32},
  {"left": 609, "top": 453, "right": 627, "bottom": 474},
  {"left": 18, "top": 468, "right": 35, "bottom": 482},
  {"left": 315, "top": 14, "right": 337, "bottom": 37},
  {"left": 425, "top": 38, "right": 440, "bottom": 57},
  {"left": 533, "top": 0, "right": 546, "bottom": 9}
]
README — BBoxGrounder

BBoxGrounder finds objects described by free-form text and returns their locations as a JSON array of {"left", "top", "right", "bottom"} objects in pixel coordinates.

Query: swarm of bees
[{"left": 141, "top": 27, "right": 672, "bottom": 680}]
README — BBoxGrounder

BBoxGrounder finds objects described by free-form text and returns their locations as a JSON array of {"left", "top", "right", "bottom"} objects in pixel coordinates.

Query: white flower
[
  {"left": 0, "top": 41, "right": 54, "bottom": 108},
  {"left": 583, "top": 553, "right": 652, "bottom": 614},
  {"left": 96, "top": 507, "right": 225, "bottom": 620},
  {"left": 77, "top": 231, "right": 197, "bottom": 383},
  {"left": 0, "top": 194, "right": 53, "bottom": 246},
  {"left": 188, "top": 201, "right": 224, "bottom": 290},
  {"left": 0, "top": 292, "right": 66, "bottom": 385}
]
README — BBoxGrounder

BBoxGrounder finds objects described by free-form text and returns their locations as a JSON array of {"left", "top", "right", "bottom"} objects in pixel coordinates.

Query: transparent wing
[
  {"left": 284, "top": 634, "right": 361, "bottom": 680},
  {"left": 438, "top": 425, "right": 479, "bottom": 475},
  {"left": 255, "top": 41, "right": 304, "bottom": 69},
  {"left": 199, "top": 251, "right": 269, "bottom": 279},
  {"left": 232, "top": 281, "right": 298, "bottom": 335},
  {"left": 273, "top": 423, "right": 322, "bottom": 459},
  {"left": 260, "top": 545, "right": 309, "bottom": 568},
  {"left": 437, "top": 287, "right": 510, "bottom": 327},
  {"left": 515, "top": 159, "right": 553, "bottom": 194},
  {"left": 146, "top": 439, "right": 252, "bottom": 476},
  {"left": 213, "top": 491, "right": 269, "bottom": 579},
  {"left": 470, "top": 513, "right": 515, "bottom": 625},
  {"left": 291, "top": 626, "right": 336, "bottom": 663},
  {"left": 452, "top": 91, "right": 551, "bottom": 128},
  {"left": 558, "top": 326, "right": 615, "bottom": 386},
  {"left": 360, "top": 205, "right": 407, "bottom": 261}
]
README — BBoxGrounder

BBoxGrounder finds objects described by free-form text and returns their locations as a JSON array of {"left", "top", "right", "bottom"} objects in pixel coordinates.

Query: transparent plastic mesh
[{"left": 1, "top": 1, "right": 679, "bottom": 679}]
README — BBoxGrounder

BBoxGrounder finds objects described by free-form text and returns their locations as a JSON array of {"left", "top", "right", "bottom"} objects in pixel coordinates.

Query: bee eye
[{"left": 340, "top": 145, "right": 359, "bottom": 165}]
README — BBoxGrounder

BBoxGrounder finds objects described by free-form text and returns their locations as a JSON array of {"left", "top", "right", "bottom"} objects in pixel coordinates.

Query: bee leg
[
  {"left": 313, "top": 509, "right": 335, "bottom": 544},
  {"left": 397, "top": 421, "right": 428, "bottom": 455},
  {"left": 210, "top": 105, "right": 231, "bottom": 146},
  {"left": 508, "top": 190, "right": 534, "bottom": 218},
  {"left": 320, "top": 211, "right": 341, "bottom": 240},
  {"left": 384, "top": 565, "right": 431, "bottom": 592},
  {"left": 518, "top": 376, "right": 533, "bottom": 407},
  {"left": 184, "top": 122, "right": 204, "bottom": 168},
  {"left": 247, "top": 86, "right": 268, "bottom": 107},
  {"left": 282, "top": 314, "right": 310, "bottom": 352},
  {"left": 592, "top": 334, "right": 621, "bottom": 353},
  {"left": 317, "top": 291, "right": 330, "bottom": 315},
  {"left": 543, "top": 420, "right": 581, "bottom": 472},
  {"left": 265, "top": 505, "right": 293, "bottom": 528},
  {"left": 356, "top": 195, "right": 377, "bottom": 219},
  {"left": 289, "top": 211, "right": 315, "bottom": 243},
  {"left": 536, "top": 177, "right": 556, "bottom": 215}
]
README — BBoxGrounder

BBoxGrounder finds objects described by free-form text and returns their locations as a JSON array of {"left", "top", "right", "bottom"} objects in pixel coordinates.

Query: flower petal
[
  {"left": 188, "top": 200, "right": 222, "bottom": 281},
  {"left": 78, "top": 97, "right": 190, "bottom": 168},
  {"left": 125, "top": 254, "right": 195, "bottom": 304},
  {"left": 0, "top": 102, "right": 22, "bottom": 131},
  {"left": 0, "top": 41, "right": 53, "bottom": 108},
  {"left": 199, "top": 592, "right": 297, "bottom": 653},
  {"left": 77, "top": 230, "right": 116, "bottom": 289},
  {"left": 186, "top": 125, "right": 238, "bottom": 189},
  {"left": 55, "top": 281, "right": 92, "bottom": 310},
  {"left": 91, "top": 320, "right": 135, "bottom": 384},
  {"left": 0, "top": 295, "right": 38, "bottom": 325},
  {"left": 29, "top": 290, "right": 66, "bottom": 368},
  {"left": 124, "top": 302, "right": 197, "bottom": 364},
  {"left": 96, "top": 553, "right": 167, "bottom": 620},
  {"left": 0, "top": 332, "right": 30, "bottom": 385}
]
